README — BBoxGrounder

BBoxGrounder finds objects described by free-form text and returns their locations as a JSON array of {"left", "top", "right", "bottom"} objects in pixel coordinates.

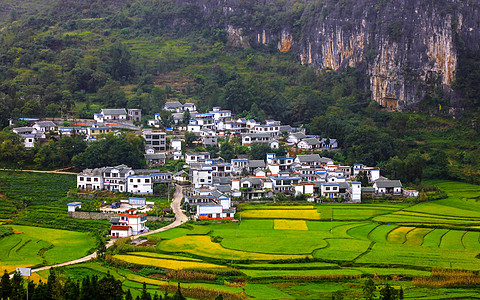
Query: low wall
[{"left": 68, "top": 211, "right": 174, "bottom": 222}]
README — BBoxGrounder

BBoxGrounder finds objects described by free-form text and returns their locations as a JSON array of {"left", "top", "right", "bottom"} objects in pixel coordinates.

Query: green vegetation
[
  {"left": 0, "top": 0, "right": 479, "bottom": 184},
  {"left": 0, "top": 225, "right": 95, "bottom": 272},
  {"left": 95, "top": 180, "right": 480, "bottom": 298}
]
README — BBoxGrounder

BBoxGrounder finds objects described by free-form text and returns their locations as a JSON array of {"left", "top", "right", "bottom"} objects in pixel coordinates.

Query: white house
[
  {"left": 241, "top": 133, "right": 271, "bottom": 146},
  {"left": 127, "top": 175, "right": 153, "bottom": 194},
  {"left": 96, "top": 109, "right": 128, "bottom": 121},
  {"left": 353, "top": 164, "right": 381, "bottom": 182},
  {"left": 191, "top": 167, "right": 213, "bottom": 188},
  {"left": 103, "top": 165, "right": 135, "bottom": 192},
  {"left": 186, "top": 152, "right": 211, "bottom": 165},
  {"left": 112, "top": 208, "right": 148, "bottom": 237},
  {"left": 287, "top": 132, "right": 307, "bottom": 144},
  {"left": 320, "top": 183, "right": 340, "bottom": 199},
  {"left": 33, "top": 121, "right": 56, "bottom": 132},
  {"left": 67, "top": 202, "right": 82, "bottom": 212},
  {"left": 77, "top": 168, "right": 105, "bottom": 190},
  {"left": 209, "top": 107, "right": 232, "bottom": 121},
  {"left": 294, "top": 183, "right": 315, "bottom": 197},
  {"left": 347, "top": 182, "right": 362, "bottom": 202},
  {"left": 373, "top": 179, "right": 403, "bottom": 195},
  {"left": 110, "top": 225, "right": 133, "bottom": 238},
  {"left": 21, "top": 134, "right": 35, "bottom": 148},
  {"left": 298, "top": 137, "right": 321, "bottom": 150},
  {"left": 171, "top": 139, "right": 182, "bottom": 151}
]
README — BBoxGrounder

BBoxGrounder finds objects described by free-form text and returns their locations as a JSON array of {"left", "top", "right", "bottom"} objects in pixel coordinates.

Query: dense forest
[{"left": 0, "top": 0, "right": 479, "bottom": 184}]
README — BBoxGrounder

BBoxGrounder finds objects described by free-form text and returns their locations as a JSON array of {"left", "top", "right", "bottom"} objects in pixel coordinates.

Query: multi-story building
[
  {"left": 128, "top": 109, "right": 142, "bottom": 122},
  {"left": 103, "top": 165, "right": 135, "bottom": 192},
  {"left": 77, "top": 168, "right": 105, "bottom": 190},
  {"left": 142, "top": 129, "right": 166, "bottom": 152},
  {"left": 127, "top": 175, "right": 153, "bottom": 194}
]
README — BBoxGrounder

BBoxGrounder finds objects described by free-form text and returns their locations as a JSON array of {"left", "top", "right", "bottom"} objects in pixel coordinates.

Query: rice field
[
  {"left": 274, "top": 220, "right": 308, "bottom": 230},
  {"left": 240, "top": 209, "right": 321, "bottom": 220},
  {"left": 114, "top": 254, "right": 225, "bottom": 270}
]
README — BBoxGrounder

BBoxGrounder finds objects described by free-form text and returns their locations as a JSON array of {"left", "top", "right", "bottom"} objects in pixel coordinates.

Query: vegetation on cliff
[{"left": 0, "top": 0, "right": 479, "bottom": 183}]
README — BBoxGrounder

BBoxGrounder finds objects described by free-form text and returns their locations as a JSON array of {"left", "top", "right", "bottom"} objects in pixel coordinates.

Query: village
[{"left": 10, "top": 102, "right": 418, "bottom": 239}]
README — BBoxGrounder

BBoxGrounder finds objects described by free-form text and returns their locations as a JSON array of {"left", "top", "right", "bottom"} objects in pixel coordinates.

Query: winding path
[{"left": 29, "top": 184, "right": 187, "bottom": 274}]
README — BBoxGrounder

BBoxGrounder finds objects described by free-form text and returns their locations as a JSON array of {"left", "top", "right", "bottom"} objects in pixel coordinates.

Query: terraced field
[
  {"left": 6, "top": 177, "right": 480, "bottom": 299},
  {"left": 0, "top": 225, "right": 96, "bottom": 272}
]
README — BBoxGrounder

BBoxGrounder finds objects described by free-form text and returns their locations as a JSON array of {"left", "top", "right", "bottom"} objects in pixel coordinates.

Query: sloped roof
[
  {"left": 375, "top": 179, "right": 402, "bottom": 188},
  {"left": 145, "top": 153, "right": 166, "bottom": 159},
  {"left": 300, "top": 137, "right": 320, "bottom": 145},
  {"left": 101, "top": 109, "right": 127, "bottom": 115},
  {"left": 296, "top": 154, "right": 321, "bottom": 162},
  {"left": 164, "top": 101, "right": 182, "bottom": 108},
  {"left": 110, "top": 225, "right": 130, "bottom": 231},
  {"left": 243, "top": 133, "right": 271, "bottom": 138},
  {"left": 241, "top": 177, "right": 263, "bottom": 185},
  {"left": 248, "top": 160, "right": 265, "bottom": 168},
  {"left": 34, "top": 121, "right": 56, "bottom": 127},
  {"left": 290, "top": 132, "right": 306, "bottom": 139}
]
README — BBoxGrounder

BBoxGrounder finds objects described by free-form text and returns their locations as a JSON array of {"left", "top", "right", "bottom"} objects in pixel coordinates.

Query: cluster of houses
[
  {"left": 76, "top": 164, "right": 175, "bottom": 194},
  {"left": 10, "top": 101, "right": 417, "bottom": 239}
]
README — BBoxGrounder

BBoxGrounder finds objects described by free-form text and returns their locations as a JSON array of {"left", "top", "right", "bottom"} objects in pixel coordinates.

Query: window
[
  {"left": 145, "top": 179, "right": 150, "bottom": 183},
  {"left": 133, "top": 185, "right": 138, "bottom": 188},
  {"left": 94, "top": 178, "right": 98, "bottom": 182},
  {"left": 80, "top": 177, "right": 84, "bottom": 181},
  {"left": 326, "top": 187, "right": 330, "bottom": 191},
  {"left": 137, "top": 179, "right": 141, "bottom": 183},
  {"left": 87, "top": 178, "right": 91, "bottom": 182},
  {"left": 130, "top": 179, "right": 133, "bottom": 182}
]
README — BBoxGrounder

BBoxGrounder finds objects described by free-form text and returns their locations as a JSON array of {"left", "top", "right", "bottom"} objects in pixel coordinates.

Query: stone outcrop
[{"left": 181, "top": 0, "right": 480, "bottom": 110}]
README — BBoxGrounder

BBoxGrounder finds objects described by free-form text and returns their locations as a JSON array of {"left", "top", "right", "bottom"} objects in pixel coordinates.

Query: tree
[
  {"left": 220, "top": 141, "right": 234, "bottom": 161},
  {"left": 182, "top": 110, "right": 191, "bottom": 125},
  {"left": 72, "top": 133, "right": 145, "bottom": 170},
  {"left": 125, "top": 290, "right": 134, "bottom": 300},
  {"left": 105, "top": 42, "right": 135, "bottom": 81},
  {"left": 356, "top": 171, "right": 369, "bottom": 186},
  {"left": 184, "top": 132, "right": 197, "bottom": 148},
  {"left": 158, "top": 111, "right": 174, "bottom": 128},
  {"left": 97, "top": 81, "right": 127, "bottom": 108},
  {"left": 173, "top": 283, "right": 185, "bottom": 300},
  {"left": 363, "top": 278, "right": 375, "bottom": 300},
  {"left": 140, "top": 282, "right": 151, "bottom": 300},
  {"left": 1, "top": 270, "right": 12, "bottom": 300}
]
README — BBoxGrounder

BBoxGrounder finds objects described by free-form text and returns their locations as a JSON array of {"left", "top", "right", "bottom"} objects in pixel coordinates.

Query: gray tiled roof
[
  {"left": 101, "top": 109, "right": 127, "bottom": 115},
  {"left": 375, "top": 180, "right": 402, "bottom": 188},
  {"left": 248, "top": 160, "right": 265, "bottom": 168}
]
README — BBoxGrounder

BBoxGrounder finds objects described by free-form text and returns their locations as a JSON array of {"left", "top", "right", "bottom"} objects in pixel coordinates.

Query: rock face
[{"left": 180, "top": 0, "right": 480, "bottom": 110}]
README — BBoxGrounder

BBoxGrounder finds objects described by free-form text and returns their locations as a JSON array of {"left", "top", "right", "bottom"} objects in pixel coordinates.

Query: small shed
[{"left": 67, "top": 202, "right": 82, "bottom": 212}]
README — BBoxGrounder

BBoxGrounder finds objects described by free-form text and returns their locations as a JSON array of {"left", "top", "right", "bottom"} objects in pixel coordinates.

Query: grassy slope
[{"left": 0, "top": 225, "right": 96, "bottom": 272}]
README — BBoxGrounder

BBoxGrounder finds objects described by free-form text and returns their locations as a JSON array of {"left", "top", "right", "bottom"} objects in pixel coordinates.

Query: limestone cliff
[{"left": 180, "top": 0, "right": 480, "bottom": 110}]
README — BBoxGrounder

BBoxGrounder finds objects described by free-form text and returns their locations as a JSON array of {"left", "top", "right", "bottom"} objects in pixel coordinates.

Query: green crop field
[
  {"left": 0, "top": 225, "right": 96, "bottom": 273},
  {"left": 4, "top": 176, "right": 480, "bottom": 299}
]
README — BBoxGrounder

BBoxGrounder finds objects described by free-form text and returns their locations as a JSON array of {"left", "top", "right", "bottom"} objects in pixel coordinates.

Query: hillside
[{"left": 0, "top": 0, "right": 479, "bottom": 183}]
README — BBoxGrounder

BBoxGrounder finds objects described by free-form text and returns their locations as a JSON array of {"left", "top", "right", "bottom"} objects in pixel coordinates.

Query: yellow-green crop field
[
  {"left": 240, "top": 209, "right": 321, "bottom": 220},
  {"left": 274, "top": 219, "right": 308, "bottom": 230},
  {"left": 113, "top": 254, "right": 225, "bottom": 270}
]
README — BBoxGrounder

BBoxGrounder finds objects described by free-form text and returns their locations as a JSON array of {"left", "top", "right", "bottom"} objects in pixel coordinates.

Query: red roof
[
  {"left": 110, "top": 225, "right": 130, "bottom": 231},
  {"left": 118, "top": 213, "right": 147, "bottom": 218},
  {"left": 128, "top": 208, "right": 137, "bottom": 211}
]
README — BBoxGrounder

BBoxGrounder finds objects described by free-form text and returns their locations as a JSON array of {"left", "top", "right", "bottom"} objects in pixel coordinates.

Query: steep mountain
[{"left": 182, "top": 0, "right": 480, "bottom": 110}]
